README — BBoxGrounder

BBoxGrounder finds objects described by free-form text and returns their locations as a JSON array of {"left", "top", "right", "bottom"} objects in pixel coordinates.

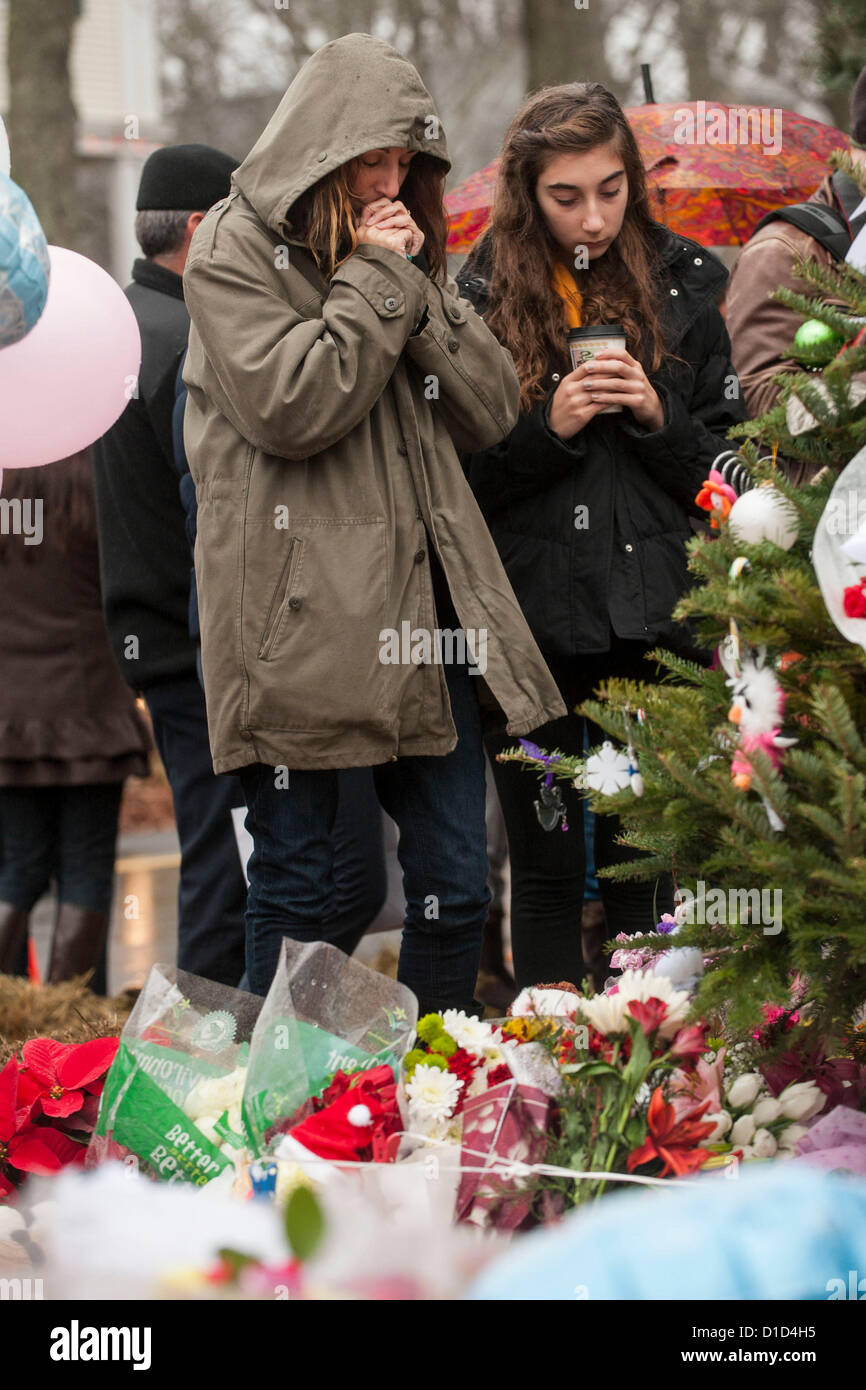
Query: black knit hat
[
  {"left": 136, "top": 143, "right": 238, "bottom": 211},
  {"left": 852, "top": 67, "right": 866, "bottom": 149}
]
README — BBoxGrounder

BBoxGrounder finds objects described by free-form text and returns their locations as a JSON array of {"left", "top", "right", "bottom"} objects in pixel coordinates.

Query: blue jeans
[{"left": 239, "top": 661, "right": 490, "bottom": 1013}]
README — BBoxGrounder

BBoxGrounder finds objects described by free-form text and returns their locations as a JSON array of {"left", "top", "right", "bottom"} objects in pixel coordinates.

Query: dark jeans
[
  {"left": 0, "top": 781, "right": 123, "bottom": 992},
  {"left": 323, "top": 768, "right": 388, "bottom": 957},
  {"left": 239, "top": 660, "right": 489, "bottom": 1013},
  {"left": 144, "top": 673, "right": 248, "bottom": 987},
  {"left": 487, "top": 637, "right": 673, "bottom": 989}
]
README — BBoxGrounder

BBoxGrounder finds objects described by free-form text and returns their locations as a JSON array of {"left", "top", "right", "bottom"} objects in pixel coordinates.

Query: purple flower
[
  {"left": 519, "top": 739, "right": 561, "bottom": 765},
  {"left": 655, "top": 914, "right": 677, "bottom": 935}
]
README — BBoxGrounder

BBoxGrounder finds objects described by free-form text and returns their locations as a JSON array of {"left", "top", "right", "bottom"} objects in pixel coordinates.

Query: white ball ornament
[{"left": 728, "top": 486, "right": 797, "bottom": 550}]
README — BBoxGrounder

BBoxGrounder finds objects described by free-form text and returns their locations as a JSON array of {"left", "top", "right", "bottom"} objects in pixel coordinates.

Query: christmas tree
[{"left": 504, "top": 154, "right": 866, "bottom": 1049}]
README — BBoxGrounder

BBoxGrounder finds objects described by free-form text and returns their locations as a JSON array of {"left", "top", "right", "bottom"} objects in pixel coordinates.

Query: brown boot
[
  {"left": 0, "top": 902, "right": 30, "bottom": 974},
  {"left": 47, "top": 903, "right": 110, "bottom": 987},
  {"left": 581, "top": 898, "right": 609, "bottom": 993},
  {"left": 476, "top": 908, "right": 517, "bottom": 1014}
]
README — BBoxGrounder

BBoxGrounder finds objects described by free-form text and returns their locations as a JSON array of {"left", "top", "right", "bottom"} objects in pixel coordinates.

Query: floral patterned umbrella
[{"left": 445, "top": 103, "right": 848, "bottom": 252}]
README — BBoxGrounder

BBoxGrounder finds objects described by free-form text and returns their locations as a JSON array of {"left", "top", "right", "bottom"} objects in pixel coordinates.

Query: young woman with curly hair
[{"left": 458, "top": 83, "right": 746, "bottom": 989}]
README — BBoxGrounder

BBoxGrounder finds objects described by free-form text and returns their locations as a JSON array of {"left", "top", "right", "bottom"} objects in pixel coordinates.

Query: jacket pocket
[{"left": 258, "top": 536, "right": 304, "bottom": 661}]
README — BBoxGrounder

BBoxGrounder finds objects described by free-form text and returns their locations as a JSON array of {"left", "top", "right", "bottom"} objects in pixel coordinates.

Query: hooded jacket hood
[{"left": 232, "top": 32, "right": 450, "bottom": 236}]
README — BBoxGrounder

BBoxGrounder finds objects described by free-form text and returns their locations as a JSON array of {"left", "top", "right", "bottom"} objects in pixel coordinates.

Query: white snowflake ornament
[{"left": 585, "top": 741, "right": 632, "bottom": 794}]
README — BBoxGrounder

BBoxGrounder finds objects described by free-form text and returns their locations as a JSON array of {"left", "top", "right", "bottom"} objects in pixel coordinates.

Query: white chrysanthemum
[
  {"left": 577, "top": 969, "right": 691, "bottom": 1039},
  {"left": 481, "top": 1039, "right": 519, "bottom": 1069},
  {"left": 441, "top": 1009, "right": 500, "bottom": 1058},
  {"left": 406, "top": 1063, "right": 463, "bottom": 1133}
]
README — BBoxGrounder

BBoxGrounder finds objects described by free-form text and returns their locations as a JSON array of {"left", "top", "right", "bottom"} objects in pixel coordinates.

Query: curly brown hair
[
  {"left": 291, "top": 151, "right": 448, "bottom": 284},
  {"left": 482, "top": 84, "right": 669, "bottom": 410}
]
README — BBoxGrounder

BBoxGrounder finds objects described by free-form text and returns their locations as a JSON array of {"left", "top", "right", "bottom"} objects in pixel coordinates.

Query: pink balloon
[{"left": 0, "top": 245, "right": 141, "bottom": 468}]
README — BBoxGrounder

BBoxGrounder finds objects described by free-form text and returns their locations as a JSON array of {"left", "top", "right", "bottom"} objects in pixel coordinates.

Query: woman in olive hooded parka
[{"left": 182, "top": 33, "right": 565, "bottom": 1008}]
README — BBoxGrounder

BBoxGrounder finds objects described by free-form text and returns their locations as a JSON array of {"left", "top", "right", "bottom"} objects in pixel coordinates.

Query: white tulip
[
  {"left": 751, "top": 1096, "right": 782, "bottom": 1125},
  {"left": 704, "top": 1110, "right": 732, "bottom": 1141},
  {"left": 730, "top": 1113, "right": 756, "bottom": 1145},
  {"left": 778, "top": 1123, "right": 809, "bottom": 1152},
  {"left": 778, "top": 1081, "right": 824, "bottom": 1122},
  {"left": 752, "top": 1127, "right": 778, "bottom": 1158},
  {"left": 726, "top": 1072, "right": 762, "bottom": 1108}
]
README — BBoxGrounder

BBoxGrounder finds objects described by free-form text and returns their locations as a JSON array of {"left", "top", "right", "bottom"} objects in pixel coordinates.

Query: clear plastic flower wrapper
[
  {"left": 242, "top": 938, "right": 417, "bottom": 1155},
  {"left": 87, "top": 965, "right": 264, "bottom": 1185}
]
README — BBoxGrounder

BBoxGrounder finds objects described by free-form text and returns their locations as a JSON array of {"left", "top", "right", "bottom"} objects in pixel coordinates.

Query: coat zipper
[{"left": 258, "top": 537, "right": 302, "bottom": 660}]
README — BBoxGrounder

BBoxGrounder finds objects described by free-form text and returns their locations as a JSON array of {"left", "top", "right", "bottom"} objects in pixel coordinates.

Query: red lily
[
  {"left": 669, "top": 1022, "right": 710, "bottom": 1063},
  {"left": 19, "top": 1037, "right": 119, "bottom": 1119},
  {"left": 627, "top": 998, "right": 668, "bottom": 1036},
  {"left": 0, "top": 1057, "right": 87, "bottom": 1192},
  {"left": 627, "top": 1087, "right": 716, "bottom": 1178}
]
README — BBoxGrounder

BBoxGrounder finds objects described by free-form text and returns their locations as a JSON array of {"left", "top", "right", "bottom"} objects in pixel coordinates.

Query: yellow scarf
[{"left": 551, "top": 260, "right": 583, "bottom": 328}]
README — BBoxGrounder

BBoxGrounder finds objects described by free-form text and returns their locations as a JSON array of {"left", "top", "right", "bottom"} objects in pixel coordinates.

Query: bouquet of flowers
[
  {"left": 515, "top": 972, "right": 719, "bottom": 1210},
  {"left": 400, "top": 1011, "right": 522, "bottom": 1142}
]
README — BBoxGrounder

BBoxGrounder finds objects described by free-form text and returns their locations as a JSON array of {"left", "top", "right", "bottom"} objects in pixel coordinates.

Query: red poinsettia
[
  {"left": 18, "top": 1037, "right": 119, "bottom": 1120},
  {"left": 0, "top": 1057, "right": 87, "bottom": 1198},
  {"left": 627, "top": 1087, "right": 716, "bottom": 1178}
]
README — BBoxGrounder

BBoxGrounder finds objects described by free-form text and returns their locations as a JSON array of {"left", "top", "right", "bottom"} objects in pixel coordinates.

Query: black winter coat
[
  {"left": 91, "top": 259, "right": 198, "bottom": 690},
  {"left": 457, "top": 226, "right": 747, "bottom": 659}
]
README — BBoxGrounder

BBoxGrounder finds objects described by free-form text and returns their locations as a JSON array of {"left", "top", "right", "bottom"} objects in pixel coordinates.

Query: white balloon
[
  {"left": 728, "top": 486, "right": 798, "bottom": 550},
  {"left": 0, "top": 115, "right": 9, "bottom": 178}
]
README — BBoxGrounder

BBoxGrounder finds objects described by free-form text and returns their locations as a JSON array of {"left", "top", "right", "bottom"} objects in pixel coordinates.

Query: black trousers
[
  {"left": 144, "top": 673, "right": 249, "bottom": 987},
  {"left": 0, "top": 781, "right": 123, "bottom": 992},
  {"left": 486, "top": 637, "right": 673, "bottom": 990}
]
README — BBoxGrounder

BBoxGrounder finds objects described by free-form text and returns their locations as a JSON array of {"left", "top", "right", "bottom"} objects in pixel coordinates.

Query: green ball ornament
[{"left": 793, "top": 318, "right": 844, "bottom": 366}]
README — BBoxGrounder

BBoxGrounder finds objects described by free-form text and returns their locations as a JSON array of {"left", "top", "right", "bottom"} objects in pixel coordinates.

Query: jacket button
[
  {"left": 397, "top": 443, "right": 408, "bottom": 455},
  {"left": 384, "top": 296, "right": 398, "bottom": 311},
  {"left": 240, "top": 729, "right": 253, "bottom": 741},
  {"left": 670, "top": 287, "right": 679, "bottom": 296},
  {"left": 317, "top": 152, "right": 327, "bottom": 162},
  {"left": 289, "top": 596, "right": 303, "bottom": 610},
  {"left": 624, "top": 543, "right": 634, "bottom": 553},
  {"left": 414, "top": 549, "right": 425, "bottom": 564},
  {"left": 447, "top": 337, "right": 459, "bottom": 352},
  {"left": 694, "top": 256, "right": 703, "bottom": 265},
  {"left": 447, "top": 306, "right": 462, "bottom": 322}
]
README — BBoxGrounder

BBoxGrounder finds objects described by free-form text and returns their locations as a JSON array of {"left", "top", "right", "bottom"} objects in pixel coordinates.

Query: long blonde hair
[{"left": 291, "top": 153, "right": 448, "bottom": 282}]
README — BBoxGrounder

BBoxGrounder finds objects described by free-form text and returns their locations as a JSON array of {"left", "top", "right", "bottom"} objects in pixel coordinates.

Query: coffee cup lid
[{"left": 567, "top": 325, "right": 626, "bottom": 338}]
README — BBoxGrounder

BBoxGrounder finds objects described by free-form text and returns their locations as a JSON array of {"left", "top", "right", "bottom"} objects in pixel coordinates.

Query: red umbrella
[{"left": 445, "top": 102, "right": 848, "bottom": 252}]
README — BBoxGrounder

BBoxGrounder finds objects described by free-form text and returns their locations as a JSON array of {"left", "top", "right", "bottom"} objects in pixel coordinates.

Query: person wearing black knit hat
[
  {"left": 90, "top": 143, "right": 252, "bottom": 989},
  {"left": 726, "top": 68, "right": 866, "bottom": 484}
]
